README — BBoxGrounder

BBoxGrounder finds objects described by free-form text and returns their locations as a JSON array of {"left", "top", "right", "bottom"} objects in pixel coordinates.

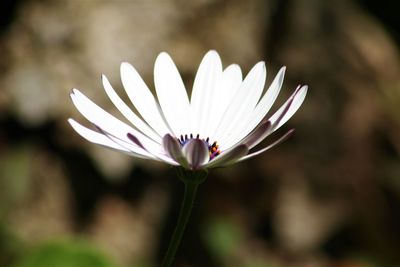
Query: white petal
[
  {"left": 222, "top": 67, "right": 285, "bottom": 148},
  {"left": 71, "top": 89, "right": 136, "bottom": 143},
  {"left": 269, "top": 85, "right": 308, "bottom": 131},
  {"left": 207, "top": 64, "right": 242, "bottom": 140},
  {"left": 70, "top": 89, "right": 163, "bottom": 154},
  {"left": 154, "top": 52, "right": 190, "bottom": 136},
  {"left": 203, "top": 144, "right": 248, "bottom": 168},
  {"left": 214, "top": 62, "right": 266, "bottom": 148},
  {"left": 68, "top": 118, "right": 154, "bottom": 159},
  {"left": 243, "top": 85, "right": 307, "bottom": 149},
  {"left": 219, "top": 64, "right": 243, "bottom": 109},
  {"left": 182, "top": 139, "right": 209, "bottom": 170},
  {"left": 190, "top": 50, "right": 223, "bottom": 136},
  {"left": 123, "top": 132, "right": 179, "bottom": 165},
  {"left": 239, "top": 129, "right": 294, "bottom": 161},
  {"left": 102, "top": 75, "right": 161, "bottom": 143},
  {"left": 240, "top": 120, "right": 272, "bottom": 148},
  {"left": 69, "top": 118, "right": 129, "bottom": 152},
  {"left": 96, "top": 127, "right": 159, "bottom": 159},
  {"left": 120, "top": 62, "right": 170, "bottom": 136}
]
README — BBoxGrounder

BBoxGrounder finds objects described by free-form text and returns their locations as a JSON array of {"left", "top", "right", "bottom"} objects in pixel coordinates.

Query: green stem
[{"left": 161, "top": 168, "right": 207, "bottom": 267}]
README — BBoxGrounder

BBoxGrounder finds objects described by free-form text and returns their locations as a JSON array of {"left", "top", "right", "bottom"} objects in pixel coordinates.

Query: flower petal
[
  {"left": 95, "top": 124, "right": 176, "bottom": 164},
  {"left": 68, "top": 118, "right": 130, "bottom": 153},
  {"left": 70, "top": 89, "right": 163, "bottom": 154},
  {"left": 204, "top": 144, "right": 249, "bottom": 168},
  {"left": 182, "top": 139, "right": 209, "bottom": 170},
  {"left": 95, "top": 126, "right": 158, "bottom": 159},
  {"left": 120, "top": 62, "right": 171, "bottom": 136},
  {"left": 269, "top": 85, "right": 308, "bottom": 131},
  {"left": 105, "top": 130, "right": 173, "bottom": 163},
  {"left": 222, "top": 67, "right": 285, "bottom": 148},
  {"left": 70, "top": 89, "right": 136, "bottom": 143},
  {"left": 208, "top": 64, "right": 242, "bottom": 139},
  {"left": 102, "top": 75, "right": 161, "bottom": 143},
  {"left": 240, "top": 120, "right": 272, "bottom": 148},
  {"left": 239, "top": 129, "right": 294, "bottom": 161},
  {"left": 218, "top": 64, "right": 243, "bottom": 110},
  {"left": 213, "top": 61, "right": 266, "bottom": 148},
  {"left": 69, "top": 118, "right": 158, "bottom": 160},
  {"left": 154, "top": 52, "right": 190, "bottom": 136},
  {"left": 242, "top": 85, "right": 306, "bottom": 149},
  {"left": 190, "top": 50, "right": 223, "bottom": 136},
  {"left": 162, "top": 134, "right": 189, "bottom": 168}
]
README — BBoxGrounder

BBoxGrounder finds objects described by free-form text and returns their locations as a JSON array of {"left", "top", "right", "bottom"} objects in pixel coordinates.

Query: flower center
[{"left": 178, "top": 134, "right": 221, "bottom": 160}]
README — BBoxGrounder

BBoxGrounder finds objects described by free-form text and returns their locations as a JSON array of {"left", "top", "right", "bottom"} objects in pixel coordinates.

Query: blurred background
[{"left": 1, "top": 0, "right": 400, "bottom": 267}]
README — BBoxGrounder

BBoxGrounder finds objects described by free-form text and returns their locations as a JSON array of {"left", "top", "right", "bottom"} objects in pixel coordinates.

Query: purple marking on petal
[
  {"left": 127, "top": 133, "right": 145, "bottom": 149},
  {"left": 162, "top": 134, "right": 189, "bottom": 168},
  {"left": 239, "top": 129, "right": 295, "bottom": 162},
  {"left": 205, "top": 144, "right": 249, "bottom": 168},
  {"left": 92, "top": 124, "right": 154, "bottom": 158},
  {"left": 241, "top": 120, "right": 272, "bottom": 147},
  {"left": 270, "top": 85, "right": 301, "bottom": 129},
  {"left": 182, "top": 138, "right": 209, "bottom": 170},
  {"left": 94, "top": 124, "right": 123, "bottom": 144},
  {"left": 93, "top": 124, "right": 109, "bottom": 137},
  {"left": 94, "top": 125, "right": 141, "bottom": 151},
  {"left": 242, "top": 85, "right": 302, "bottom": 150},
  {"left": 162, "top": 134, "right": 181, "bottom": 157}
]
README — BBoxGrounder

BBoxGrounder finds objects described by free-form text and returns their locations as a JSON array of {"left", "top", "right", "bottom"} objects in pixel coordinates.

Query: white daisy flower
[{"left": 68, "top": 50, "right": 307, "bottom": 170}]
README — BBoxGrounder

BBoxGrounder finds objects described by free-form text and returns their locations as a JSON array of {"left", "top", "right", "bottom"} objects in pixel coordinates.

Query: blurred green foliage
[
  {"left": 11, "top": 240, "right": 115, "bottom": 267},
  {"left": 0, "top": 145, "right": 32, "bottom": 216},
  {"left": 203, "top": 217, "right": 242, "bottom": 259}
]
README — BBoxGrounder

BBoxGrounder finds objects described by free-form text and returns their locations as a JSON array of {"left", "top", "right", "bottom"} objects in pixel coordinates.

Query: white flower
[{"left": 68, "top": 50, "right": 307, "bottom": 170}]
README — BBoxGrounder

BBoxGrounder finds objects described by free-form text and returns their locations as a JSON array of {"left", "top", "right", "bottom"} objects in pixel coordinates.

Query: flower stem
[{"left": 161, "top": 168, "right": 207, "bottom": 267}]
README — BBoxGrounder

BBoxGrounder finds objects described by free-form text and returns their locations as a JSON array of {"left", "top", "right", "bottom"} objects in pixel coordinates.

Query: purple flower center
[{"left": 178, "top": 134, "right": 220, "bottom": 160}]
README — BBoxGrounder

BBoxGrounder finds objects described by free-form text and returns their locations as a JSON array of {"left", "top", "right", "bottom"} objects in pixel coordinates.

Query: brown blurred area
[{"left": 0, "top": 0, "right": 400, "bottom": 267}]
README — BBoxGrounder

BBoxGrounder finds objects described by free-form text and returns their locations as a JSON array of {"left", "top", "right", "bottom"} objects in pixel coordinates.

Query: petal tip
[
  {"left": 207, "top": 49, "right": 219, "bottom": 56},
  {"left": 120, "top": 62, "right": 132, "bottom": 72},
  {"left": 162, "top": 133, "right": 175, "bottom": 143},
  {"left": 70, "top": 88, "right": 80, "bottom": 97},
  {"left": 205, "top": 50, "right": 221, "bottom": 63},
  {"left": 296, "top": 85, "right": 308, "bottom": 96},
  {"left": 67, "top": 118, "right": 75, "bottom": 125},
  {"left": 157, "top": 51, "right": 170, "bottom": 58},
  {"left": 257, "top": 61, "right": 265, "bottom": 67}
]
